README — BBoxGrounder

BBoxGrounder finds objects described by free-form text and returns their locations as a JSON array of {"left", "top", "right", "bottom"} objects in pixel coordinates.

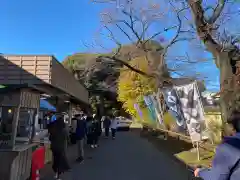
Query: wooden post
[
  {"left": 30, "top": 107, "right": 39, "bottom": 143},
  {"left": 196, "top": 141, "right": 200, "bottom": 161},
  {"left": 68, "top": 102, "right": 72, "bottom": 125},
  {"left": 11, "top": 106, "right": 20, "bottom": 148}
]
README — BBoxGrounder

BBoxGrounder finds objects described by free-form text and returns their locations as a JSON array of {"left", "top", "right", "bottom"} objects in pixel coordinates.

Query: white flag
[{"left": 174, "top": 82, "right": 205, "bottom": 142}]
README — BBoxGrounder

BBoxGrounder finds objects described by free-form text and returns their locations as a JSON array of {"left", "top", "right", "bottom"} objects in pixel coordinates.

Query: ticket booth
[{"left": 0, "top": 86, "right": 40, "bottom": 180}]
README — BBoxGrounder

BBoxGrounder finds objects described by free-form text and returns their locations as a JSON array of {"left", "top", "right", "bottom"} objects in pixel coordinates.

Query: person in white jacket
[{"left": 110, "top": 116, "right": 118, "bottom": 139}]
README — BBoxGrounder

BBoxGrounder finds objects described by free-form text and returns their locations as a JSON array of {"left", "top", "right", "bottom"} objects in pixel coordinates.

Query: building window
[
  {"left": 16, "top": 108, "right": 35, "bottom": 142},
  {"left": 0, "top": 107, "right": 15, "bottom": 147}
]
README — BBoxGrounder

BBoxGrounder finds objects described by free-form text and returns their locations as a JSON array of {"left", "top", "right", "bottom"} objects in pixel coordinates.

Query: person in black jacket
[
  {"left": 69, "top": 116, "right": 77, "bottom": 145},
  {"left": 48, "top": 114, "right": 70, "bottom": 180},
  {"left": 103, "top": 115, "right": 111, "bottom": 138},
  {"left": 75, "top": 113, "right": 87, "bottom": 163},
  {"left": 86, "top": 114, "right": 93, "bottom": 147},
  {"left": 88, "top": 114, "right": 100, "bottom": 148}
]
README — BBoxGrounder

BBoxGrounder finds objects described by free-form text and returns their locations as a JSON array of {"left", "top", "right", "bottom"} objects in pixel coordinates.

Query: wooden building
[
  {"left": 0, "top": 55, "right": 89, "bottom": 180},
  {"left": 0, "top": 55, "right": 89, "bottom": 105}
]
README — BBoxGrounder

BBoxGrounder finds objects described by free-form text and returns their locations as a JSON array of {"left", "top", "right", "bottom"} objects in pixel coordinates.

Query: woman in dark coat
[
  {"left": 103, "top": 116, "right": 111, "bottom": 137},
  {"left": 91, "top": 114, "right": 101, "bottom": 148},
  {"left": 86, "top": 114, "right": 93, "bottom": 146},
  {"left": 48, "top": 114, "right": 70, "bottom": 179}
]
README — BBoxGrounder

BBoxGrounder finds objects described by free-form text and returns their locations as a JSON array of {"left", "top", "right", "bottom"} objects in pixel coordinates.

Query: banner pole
[
  {"left": 196, "top": 141, "right": 200, "bottom": 161},
  {"left": 194, "top": 81, "right": 207, "bottom": 159}
]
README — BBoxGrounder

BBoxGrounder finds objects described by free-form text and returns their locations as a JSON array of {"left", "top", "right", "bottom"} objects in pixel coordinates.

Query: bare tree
[
  {"left": 184, "top": 0, "right": 240, "bottom": 121},
  {"left": 90, "top": 0, "right": 240, "bottom": 122},
  {"left": 91, "top": 0, "right": 204, "bottom": 87}
]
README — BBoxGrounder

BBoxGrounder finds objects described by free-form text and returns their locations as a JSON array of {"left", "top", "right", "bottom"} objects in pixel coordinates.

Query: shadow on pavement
[
  {"left": 140, "top": 128, "right": 193, "bottom": 154},
  {"left": 131, "top": 128, "right": 197, "bottom": 178}
]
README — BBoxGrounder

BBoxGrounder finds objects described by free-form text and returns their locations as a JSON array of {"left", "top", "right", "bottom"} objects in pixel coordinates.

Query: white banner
[{"left": 174, "top": 82, "right": 205, "bottom": 142}]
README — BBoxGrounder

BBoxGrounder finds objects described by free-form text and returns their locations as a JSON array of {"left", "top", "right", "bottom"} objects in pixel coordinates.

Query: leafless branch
[
  {"left": 120, "top": 9, "right": 142, "bottom": 43},
  {"left": 90, "top": 0, "right": 216, "bottom": 85},
  {"left": 115, "top": 23, "right": 133, "bottom": 42},
  {"left": 96, "top": 55, "right": 153, "bottom": 77},
  {"left": 207, "top": 0, "right": 226, "bottom": 24},
  {"left": 187, "top": 0, "right": 223, "bottom": 61},
  {"left": 104, "top": 25, "right": 122, "bottom": 46},
  {"left": 162, "top": 3, "right": 186, "bottom": 55},
  {"left": 143, "top": 25, "right": 179, "bottom": 46}
]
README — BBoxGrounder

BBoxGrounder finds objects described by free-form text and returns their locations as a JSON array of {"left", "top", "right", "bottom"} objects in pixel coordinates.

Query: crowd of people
[{"left": 46, "top": 111, "right": 118, "bottom": 180}]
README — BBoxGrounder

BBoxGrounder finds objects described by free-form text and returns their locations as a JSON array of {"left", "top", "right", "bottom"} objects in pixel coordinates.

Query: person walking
[
  {"left": 48, "top": 113, "right": 70, "bottom": 180},
  {"left": 69, "top": 115, "right": 77, "bottom": 145},
  {"left": 91, "top": 114, "right": 100, "bottom": 148},
  {"left": 75, "top": 113, "right": 87, "bottom": 163},
  {"left": 103, "top": 115, "right": 111, "bottom": 138},
  {"left": 110, "top": 116, "right": 118, "bottom": 139},
  {"left": 194, "top": 110, "right": 240, "bottom": 180},
  {"left": 86, "top": 114, "right": 93, "bottom": 147}
]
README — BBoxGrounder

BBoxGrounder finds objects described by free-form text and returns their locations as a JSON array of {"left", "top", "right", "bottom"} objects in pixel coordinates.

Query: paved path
[{"left": 54, "top": 131, "right": 192, "bottom": 180}]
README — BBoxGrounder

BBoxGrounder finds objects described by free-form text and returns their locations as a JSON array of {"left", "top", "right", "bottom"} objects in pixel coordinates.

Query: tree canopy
[{"left": 117, "top": 56, "right": 157, "bottom": 117}]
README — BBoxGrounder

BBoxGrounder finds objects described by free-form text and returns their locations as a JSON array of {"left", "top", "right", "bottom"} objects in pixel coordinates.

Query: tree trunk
[
  {"left": 187, "top": 0, "right": 240, "bottom": 136},
  {"left": 218, "top": 52, "right": 240, "bottom": 135}
]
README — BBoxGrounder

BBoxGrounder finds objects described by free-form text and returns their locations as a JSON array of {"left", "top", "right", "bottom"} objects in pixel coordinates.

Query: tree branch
[
  {"left": 143, "top": 25, "right": 179, "bottom": 45},
  {"left": 96, "top": 55, "right": 153, "bottom": 77},
  {"left": 104, "top": 25, "right": 122, "bottom": 46},
  {"left": 187, "top": 0, "right": 223, "bottom": 63},
  {"left": 121, "top": 9, "right": 142, "bottom": 43},
  {"left": 207, "top": 0, "right": 226, "bottom": 24},
  {"left": 115, "top": 23, "right": 133, "bottom": 42},
  {"left": 162, "top": 5, "right": 187, "bottom": 54}
]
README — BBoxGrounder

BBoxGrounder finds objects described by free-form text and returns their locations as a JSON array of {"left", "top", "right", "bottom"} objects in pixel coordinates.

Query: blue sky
[
  {"left": 0, "top": 0, "right": 221, "bottom": 91},
  {"left": 1, "top": 0, "right": 105, "bottom": 61}
]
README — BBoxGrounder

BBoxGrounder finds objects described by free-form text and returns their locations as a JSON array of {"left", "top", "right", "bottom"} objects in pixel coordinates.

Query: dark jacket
[
  {"left": 92, "top": 115, "right": 102, "bottom": 135},
  {"left": 90, "top": 120, "right": 98, "bottom": 134},
  {"left": 76, "top": 117, "right": 87, "bottom": 140},
  {"left": 103, "top": 116, "right": 111, "bottom": 128},
  {"left": 199, "top": 133, "right": 240, "bottom": 180},
  {"left": 87, "top": 116, "right": 101, "bottom": 136},
  {"left": 86, "top": 116, "right": 93, "bottom": 135},
  {"left": 48, "top": 117, "right": 67, "bottom": 151}
]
